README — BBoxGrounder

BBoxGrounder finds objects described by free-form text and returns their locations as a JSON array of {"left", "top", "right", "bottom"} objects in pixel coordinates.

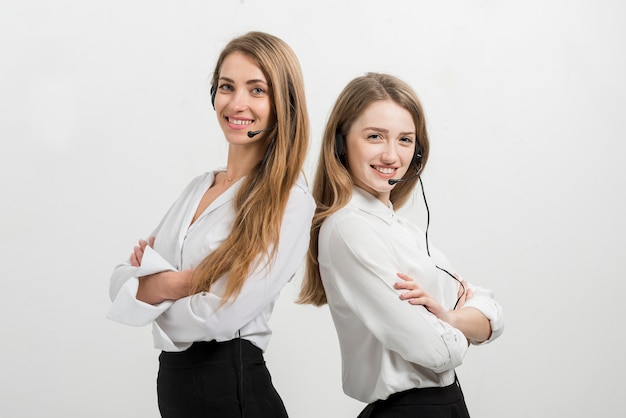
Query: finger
[
  {"left": 457, "top": 279, "right": 467, "bottom": 297},
  {"left": 138, "top": 239, "right": 147, "bottom": 250},
  {"left": 463, "top": 280, "right": 472, "bottom": 300},
  {"left": 133, "top": 245, "right": 144, "bottom": 263},
  {"left": 400, "top": 286, "right": 434, "bottom": 300},
  {"left": 394, "top": 281, "right": 417, "bottom": 291},
  {"left": 396, "top": 272, "right": 415, "bottom": 282},
  {"left": 148, "top": 236, "right": 155, "bottom": 247},
  {"left": 406, "top": 295, "right": 429, "bottom": 305},
  {"left": 130, "top": 252, "right": 139, "bottom": 267},
  {"left": 407, "top": 297, "right": 438, "bottom": 314},
  {"left": 399, "top": 289, "right": 423, "bottom": 300}
]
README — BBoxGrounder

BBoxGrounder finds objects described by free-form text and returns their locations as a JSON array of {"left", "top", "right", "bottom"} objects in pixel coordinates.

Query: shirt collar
[
  {"left": 349, "top": 186, "right": 396, "bottom": 225},
  {"left": 195, "top": 168, "right": 244, "bottom": 214}
]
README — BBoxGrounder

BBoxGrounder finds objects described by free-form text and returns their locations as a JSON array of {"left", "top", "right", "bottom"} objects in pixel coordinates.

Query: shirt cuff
[
  {"left": 107, "top": 278, "right": 174, "bottom": 326},
  {"left": 443, "top": 327, "right": 469, "bottom": 371},
  {"left": 107, "top": 247, "right": 176, "bottom": 326},
  {"left": 136, "top": 246, "right": 176, "bottom": 276},
  {"left": 462, "top": 297, "right": 504, "bottom": 344}
]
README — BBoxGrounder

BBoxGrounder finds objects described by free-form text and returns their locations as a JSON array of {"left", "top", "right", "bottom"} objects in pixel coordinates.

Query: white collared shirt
[
  {"left": 319, "top": 187, "right": 504, "bottom": 403},
  {"left": 107, "top": 169, "right": 316, "bottom": 352}
]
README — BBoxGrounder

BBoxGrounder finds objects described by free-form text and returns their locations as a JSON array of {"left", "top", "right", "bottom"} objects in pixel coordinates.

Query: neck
[{"left": 224, "top": 142, "right": 267, "bottom": 181}]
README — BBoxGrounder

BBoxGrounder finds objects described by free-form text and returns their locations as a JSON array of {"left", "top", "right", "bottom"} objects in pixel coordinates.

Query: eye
[
  {"left": 218, "top": 83, "right": 233, "bottom": 92},
  {"left": 250, "top": 87, "right": 267, "bottom": 97},
  {"left": 399, "top": 136, "right": 414, "bottom": 144},
  {"left": 367, "top": 133, "right": 383, "bottom": 141}
]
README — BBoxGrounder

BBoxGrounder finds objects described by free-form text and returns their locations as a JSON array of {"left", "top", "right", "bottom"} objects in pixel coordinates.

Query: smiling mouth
[
  {"left": 227, "top": 117, "right": 253, "bottom": 126},
  {"left": 373, "top": 166, "right": 396, "bottom": 175}
]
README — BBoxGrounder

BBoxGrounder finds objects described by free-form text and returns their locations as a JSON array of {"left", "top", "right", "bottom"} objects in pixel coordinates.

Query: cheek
[
  {"left": 402, "top": 148, "right": 416, "bottom": 165},
  {"left": 258, "top": 99, "right": 273, "bottom": 118},
  {"left": 213, "top": 96, "right": 227, "bottom": 115},
  {"left": 345, "top": 152, "right": 364, "bottom": 175}
]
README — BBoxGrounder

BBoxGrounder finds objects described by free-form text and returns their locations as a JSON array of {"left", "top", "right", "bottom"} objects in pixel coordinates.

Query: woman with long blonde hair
[
  {"left": 108, "top": 31, "right": 315, "bottom": 418},
  {"left": 299, "top": 73, "right": 503, "bottom": 417}
]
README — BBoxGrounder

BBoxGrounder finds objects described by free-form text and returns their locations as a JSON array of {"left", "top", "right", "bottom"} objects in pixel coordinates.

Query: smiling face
[
  {"left": 214, "top": 51, "right": 274, "bottom": 145},
  {"left": 345, "top": 99, "right": 416, "bottom": 205}
]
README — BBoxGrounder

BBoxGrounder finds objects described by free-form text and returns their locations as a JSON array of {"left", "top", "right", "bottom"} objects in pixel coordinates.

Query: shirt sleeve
[
  {"left": 461, "top": 284, "right": 505, "bottom": 344},
  {"left": 106, "top": 174, "right": 205, "bottom": 327},
  {"left": 428, "top": 245, "right": 505, "bottom": 345},
  {"left": 321, "top": 215, "right": 468, "bottom": 374},
  {"left": 152, "top": 186, "right": 316, "bottom": 348},
  {"left": 107, "top": 246, "right": 175, "bottom": 326}
]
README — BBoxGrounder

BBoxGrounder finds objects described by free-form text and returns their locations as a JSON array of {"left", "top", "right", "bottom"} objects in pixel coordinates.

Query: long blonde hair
[
  {"left": 298, "top": 73, "right": 429, "bottom": 306},
  {"left": 191, "top": 32, "right": 309, "bottom": 301}
]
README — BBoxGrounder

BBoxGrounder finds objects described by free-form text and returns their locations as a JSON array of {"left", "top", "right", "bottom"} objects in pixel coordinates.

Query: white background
[{"left": 1, "top": 1, "right": 625, "bottom": 417}]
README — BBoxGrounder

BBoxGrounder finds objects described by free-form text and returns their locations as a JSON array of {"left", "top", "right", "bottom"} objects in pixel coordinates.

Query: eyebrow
[
  {"left": 218, "top": 76, "right": 268, "bottom": 87},
  {"left": 363, "top": 127, "right": 416, "bottom": 136}
]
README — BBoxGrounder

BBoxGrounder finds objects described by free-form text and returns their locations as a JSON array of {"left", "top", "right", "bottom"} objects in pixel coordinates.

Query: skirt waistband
[
  {"left": 159, "top": 339, "right": 263, "bottom": 368},
  {"left": 381, "top": 381, "right": 464, "bottom": 406}
]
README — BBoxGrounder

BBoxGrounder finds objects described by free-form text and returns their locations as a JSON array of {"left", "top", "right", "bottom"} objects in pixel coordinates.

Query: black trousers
[
  {"left": 357, "top": 380, "right": 470, "bottom": 418},
  {"left": 157, "top": 339, "right": 288, "bottom": 418}
]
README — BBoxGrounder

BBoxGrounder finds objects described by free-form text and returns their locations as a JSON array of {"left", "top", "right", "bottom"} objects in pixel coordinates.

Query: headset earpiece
[
  {"left": 335, "top": 131, "right": 345, "bottom": 160},
  {"left": 412, "top": 144, "right": 423, "bottom": 167},
  {"left": 210, "top": 85, "right": 217, "bottom": 110}
]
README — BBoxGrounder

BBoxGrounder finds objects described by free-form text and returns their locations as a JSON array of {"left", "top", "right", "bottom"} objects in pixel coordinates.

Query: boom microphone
[
  {"left": 247, "top": 124, "right": 277, "bottom": 138},
  {"left": 388, "top": 161, "right": 421, "bottom": 185}
]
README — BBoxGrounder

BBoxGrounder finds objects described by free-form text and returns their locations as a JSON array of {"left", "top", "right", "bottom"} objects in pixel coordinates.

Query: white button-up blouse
[
  {"left": 318, "top": 187, "right": 504, "bottom": 403},
  {"left": 107, "top": 169, "right": 316, "bottom": 352}
]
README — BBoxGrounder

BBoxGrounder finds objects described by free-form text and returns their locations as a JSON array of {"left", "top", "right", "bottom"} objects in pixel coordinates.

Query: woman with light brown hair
[
  {"left": 108, "top": 31, "right": 314, "bottom": 418},
  {"left": 299, "top": 72, "right": 503, "bottom": 417}
]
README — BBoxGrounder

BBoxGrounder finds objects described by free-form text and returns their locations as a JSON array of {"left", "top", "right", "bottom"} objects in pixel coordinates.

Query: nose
[
  {"left": 228, "top": 90, "right": 249, "bottom": 111},
  {"left": 381, "top": 141, "right": 399, "bottom": 163}
]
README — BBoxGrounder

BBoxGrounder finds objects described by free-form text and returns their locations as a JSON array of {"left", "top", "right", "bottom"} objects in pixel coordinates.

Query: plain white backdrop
[{"left": 1, "top": 1, "right": 625, "bottom": 417}]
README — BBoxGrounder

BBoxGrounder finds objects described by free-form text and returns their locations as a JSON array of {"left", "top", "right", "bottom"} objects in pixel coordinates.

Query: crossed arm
[
  {"left": 131, "top": 236, "right": 193, "bottom": 305},
  {"left": 394, "top": 272, "right": 492, "bottom": 344}
]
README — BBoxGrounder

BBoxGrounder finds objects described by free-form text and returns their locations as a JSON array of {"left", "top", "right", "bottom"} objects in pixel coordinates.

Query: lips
[{"left": 225, "top": 117, "right": 254, "bottom": 133}]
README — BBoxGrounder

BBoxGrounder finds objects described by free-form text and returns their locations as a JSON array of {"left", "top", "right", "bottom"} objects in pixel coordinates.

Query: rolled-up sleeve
[
  {"left": 107, "top": 246, "right": 175, "bottom": 326},
  {"left": 462, "top": 284, "right": 505, "bottom": 344}
]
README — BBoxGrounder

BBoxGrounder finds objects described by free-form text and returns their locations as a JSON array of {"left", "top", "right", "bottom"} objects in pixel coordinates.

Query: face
[
  {"left": 214, "top": 51, "right": 274, "bottom": 146},
  {"left": 345, "top": 99, "right": 416, "bottom": 205}
]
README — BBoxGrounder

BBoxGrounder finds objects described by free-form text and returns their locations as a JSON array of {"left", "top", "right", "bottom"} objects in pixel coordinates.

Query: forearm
[
  {"left": 448, "top": 307, "right": 492, "bottom": 344},
  {"left": 137, "top": 270, "right": 193, "bottom": 305}
]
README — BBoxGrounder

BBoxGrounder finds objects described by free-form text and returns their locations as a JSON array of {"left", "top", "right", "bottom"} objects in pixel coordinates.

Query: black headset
[{"left": 210, "top": 85, "right": 217, "bottom": 109}]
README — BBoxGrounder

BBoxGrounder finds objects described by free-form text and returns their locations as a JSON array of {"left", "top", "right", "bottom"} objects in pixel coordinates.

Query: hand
[
  {"left": 394, "top": 273, "right": 451, "bottom": 322},
  {"left": 130, "top": 236, "right": 155, "bottom": 267},
  {"left": 453, "top": 276, "right": 473, "bottom": 310}
]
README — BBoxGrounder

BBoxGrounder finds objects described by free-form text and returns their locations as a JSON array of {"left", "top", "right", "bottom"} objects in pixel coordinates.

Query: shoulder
[
  {"left": 292, "top": 171, "right": 313, "bottom": 195},
  {"left": 287, "top": 172, "right": 316, "bottom": 210},
  {"left": 320, "top": 205, "right": 378, "bottom": 246}
]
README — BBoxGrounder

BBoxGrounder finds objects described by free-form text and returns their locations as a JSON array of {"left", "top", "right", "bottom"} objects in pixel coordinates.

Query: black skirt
[
  {"left": 157, "top": 339, "right": 288, "bottom": 418},
  {"left": 357, "top": 380, "right": 470, "bottom": 418}
]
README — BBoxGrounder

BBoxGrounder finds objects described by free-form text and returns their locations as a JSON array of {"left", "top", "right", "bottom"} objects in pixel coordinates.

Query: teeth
[
  {"left": 229, "top": 118, "right": 253, "bottom": 125},
  {"left": 376, "top": 167, "right": 394, "bottom": 174}
]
